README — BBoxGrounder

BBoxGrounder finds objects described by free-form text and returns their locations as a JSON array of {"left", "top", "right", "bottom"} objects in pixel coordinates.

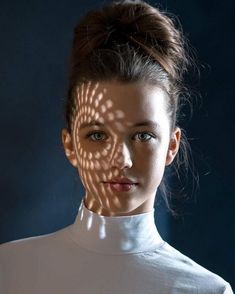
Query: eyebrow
[{"left": 79, "top": 120, "right": 159, "bottom": 130}]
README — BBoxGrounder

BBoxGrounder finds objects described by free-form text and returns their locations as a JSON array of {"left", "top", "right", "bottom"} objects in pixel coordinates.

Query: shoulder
[
  {"left": 0, "top": 225, "right": 73, "bottom": 265},
  {"left": 0, "top": 225, "right": 75, "bottom": 292},
  {"left": 152, "top": 242, "right": 233, "bottom": 294}
]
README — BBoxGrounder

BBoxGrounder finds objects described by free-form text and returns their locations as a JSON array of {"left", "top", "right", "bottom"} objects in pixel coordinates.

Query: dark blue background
[{"left": 0, "top": 0, "right": 234, "bottom": 288}]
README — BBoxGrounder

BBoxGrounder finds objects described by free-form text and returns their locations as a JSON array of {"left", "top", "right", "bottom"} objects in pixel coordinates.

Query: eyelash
[{"left": 85, "top": 131, "right": 156, "bottom": 142}]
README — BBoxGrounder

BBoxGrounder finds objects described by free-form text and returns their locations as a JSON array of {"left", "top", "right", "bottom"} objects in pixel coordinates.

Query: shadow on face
[{"left": 62, "top": 80, "right": 181, "bottom": 216}]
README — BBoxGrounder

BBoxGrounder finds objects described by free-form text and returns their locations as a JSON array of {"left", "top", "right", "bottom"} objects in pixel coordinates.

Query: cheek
[
  {"left": 74, "top": 141, "right": 111, "bottom": 186},
  {"left": 137, "top": 144, "right": 168, "bottom": 175}
]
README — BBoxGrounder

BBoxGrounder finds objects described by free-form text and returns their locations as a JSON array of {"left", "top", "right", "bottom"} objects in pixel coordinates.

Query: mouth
[
  {"left": 102, "top": 182, "right": 138, "bottom": 192},
  {"left": 104, "top": 177, "right": 138, "bottom": 185}
]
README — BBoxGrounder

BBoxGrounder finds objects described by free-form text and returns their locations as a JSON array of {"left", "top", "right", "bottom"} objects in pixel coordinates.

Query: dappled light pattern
[
  {"left": 66, "top": 80, "right": 172, "bottom": 218},
  {"left": 70, "top": 81, "right": 138, "bottom": 216},
  {"left": 78, "top": 203, "right": 107, "bottom": 241}
]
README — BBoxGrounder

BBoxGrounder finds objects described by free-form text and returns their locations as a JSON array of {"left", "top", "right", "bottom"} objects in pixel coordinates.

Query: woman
[{"left": 0, "top": 0, "right": 233, "bottom": 293}]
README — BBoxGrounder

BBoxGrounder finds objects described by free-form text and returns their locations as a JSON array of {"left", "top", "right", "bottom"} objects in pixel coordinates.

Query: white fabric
[{"left": 0, "top": 198, "right": 233, "bottom": 294}]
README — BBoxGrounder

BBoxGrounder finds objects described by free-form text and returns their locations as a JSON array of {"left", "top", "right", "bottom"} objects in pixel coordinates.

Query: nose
[{"left": 110, "top": 142, "right": 133, "bottom": 170}]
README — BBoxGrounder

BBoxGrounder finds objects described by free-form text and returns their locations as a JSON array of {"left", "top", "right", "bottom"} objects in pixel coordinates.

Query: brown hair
[{"left": 64, "top": 0, "right": 198, "bottom": 217}]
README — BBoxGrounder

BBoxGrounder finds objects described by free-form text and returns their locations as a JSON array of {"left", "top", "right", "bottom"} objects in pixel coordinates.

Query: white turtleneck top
[{"left": 0, "top": 198, "right": 233, "bottom": 294}]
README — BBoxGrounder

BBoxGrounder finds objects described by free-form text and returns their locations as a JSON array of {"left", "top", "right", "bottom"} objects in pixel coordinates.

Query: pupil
[
  {"left": 96, "top": 133, "right": 102, "bottom": 140},
  {"left": 140, "top": 133, "right": 146, "bottom": 140}
]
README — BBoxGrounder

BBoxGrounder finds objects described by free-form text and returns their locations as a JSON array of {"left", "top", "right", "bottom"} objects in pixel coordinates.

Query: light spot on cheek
[
  {"left": 101, "top": 105, "right": 106, "bottom": 113},
  {"left": 90, "top": 160, "right": 94, "bottom": 170},
  {"left": 107, "top": 170, "right": 120, "bottom": 179},
  {"left": 94, "top": 152, "right": 101, "bottom": 159},
  {"left": 102, "top": 174, "right": 108, "bottom": 182},
  {"left": 113, "top": 170, "right": 119, "bottom": 177},
  {"left": 106, "top": 99, "right": 113, "bottom": 108},
  {"left": 94, "top": 174, "right": 100, "bottom": 181},
  {"left": 80, "top": 158, "right": 85, "bottom": 168},
  {"left": 79, "top": 148, "right": 84, "bottom": 157},
  {"left": 107, "top": 113, "right": 114, "bottom": 120},
  {"left": 98, "top": 93, "right": 104, "bottom": 100},
  {"left": 94, "top": 160, "right": 101, "bottom": 170},
  {"left": 100, "top": 159, "right": 109, "bottom": 170},
  {"left": 115, "top": 110, "right": 124, "bottom": 118},
  {"left": 101, "top": 149, "right": 108, "bottom": 156}
]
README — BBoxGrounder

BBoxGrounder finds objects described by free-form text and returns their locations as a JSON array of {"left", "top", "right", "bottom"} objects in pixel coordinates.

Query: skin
[{"left": 61, "top": 80, "right": 181, "bottom": 216}]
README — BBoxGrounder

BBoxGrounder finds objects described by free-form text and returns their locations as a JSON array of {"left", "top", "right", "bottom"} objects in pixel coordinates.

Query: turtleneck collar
[{"left": 68, "top": 198, "right": 165, "bottom": 255}]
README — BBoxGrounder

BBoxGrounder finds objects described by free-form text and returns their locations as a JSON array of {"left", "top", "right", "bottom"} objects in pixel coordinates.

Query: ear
[
  {"left": 165, "top": 127, "right": 181, "bottom": 166},
  {"left": 61, "top": 128, "right": 78, "bottom": 168}
]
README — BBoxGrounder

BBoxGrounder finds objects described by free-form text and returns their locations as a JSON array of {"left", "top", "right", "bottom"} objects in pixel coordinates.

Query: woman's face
[{"left": 62, "top": 80, "right": 181, "bottom": 216}]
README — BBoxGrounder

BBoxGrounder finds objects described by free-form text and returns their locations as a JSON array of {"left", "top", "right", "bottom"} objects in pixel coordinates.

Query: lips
[
  {"left": 109, "top": 182, "right": 136, "bottom": 192},
  {"left": 106, "top": 177, "right": 138, "bottom": 184}
]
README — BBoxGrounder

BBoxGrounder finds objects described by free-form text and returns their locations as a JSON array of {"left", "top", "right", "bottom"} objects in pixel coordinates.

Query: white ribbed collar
[{"left": 68, "top": 198, "right": 165, "bottom": 255}]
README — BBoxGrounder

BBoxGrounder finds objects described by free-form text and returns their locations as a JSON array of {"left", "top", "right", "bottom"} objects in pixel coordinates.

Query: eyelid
[{"left": 133, "top": 130, "right": 156, "bottom": 137}]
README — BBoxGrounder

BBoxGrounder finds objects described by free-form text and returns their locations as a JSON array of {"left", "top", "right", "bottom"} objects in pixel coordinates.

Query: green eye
[
  {"left": 87, "top": 131, "right": 106, "bottom": 141},
  {"left": 135, "top": 132, "right": 154, "bottom": 142}
]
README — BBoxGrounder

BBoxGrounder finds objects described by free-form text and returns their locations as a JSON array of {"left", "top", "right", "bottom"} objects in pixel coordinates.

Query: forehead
[{"left": 75, "top": 81, "right": 168, "bottom": 118}]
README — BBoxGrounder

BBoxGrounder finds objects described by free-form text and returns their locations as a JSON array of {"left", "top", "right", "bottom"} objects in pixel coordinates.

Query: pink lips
[
  {"left": 108, "top": 183, "right": 137, "bottom": 192},
  {"left": 104, "top": 177, "right": 138, "bottom": 192},
  {"left": 108, "top": 177, "right": 138, "bottom": 184}
]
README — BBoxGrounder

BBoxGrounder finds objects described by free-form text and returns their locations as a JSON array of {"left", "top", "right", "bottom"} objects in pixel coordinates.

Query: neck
[
  {"left": 67, "top": 198, "right": 165, "bottom": 255},
  {"left": 83, "top": 193, "right": 155, "bottom": 216}
]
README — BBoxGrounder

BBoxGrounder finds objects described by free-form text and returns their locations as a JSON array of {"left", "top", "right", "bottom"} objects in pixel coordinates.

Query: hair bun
[{"left": 72, "top": 0, "right": 188, "bottom": 80}]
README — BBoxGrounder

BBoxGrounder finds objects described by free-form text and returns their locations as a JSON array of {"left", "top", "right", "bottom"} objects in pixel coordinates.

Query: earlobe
[
  {"left": 61, "top": 128, "right": 78, "bottom": 168},
  {"left": 165, "top": 127, "right": 181, "bottom": 166}
]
